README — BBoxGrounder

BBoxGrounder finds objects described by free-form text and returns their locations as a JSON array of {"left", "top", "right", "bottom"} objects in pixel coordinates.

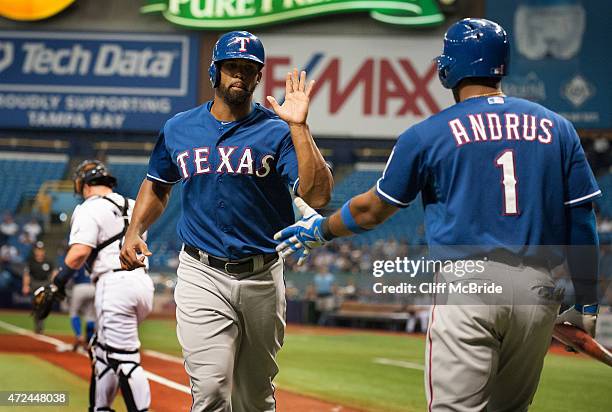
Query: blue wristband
[
  {"left": 340, "top": 200, "right": 369, "bottom": 234},
  {"left": 574, "top": 303, "right": 599, "bottom": 315}
]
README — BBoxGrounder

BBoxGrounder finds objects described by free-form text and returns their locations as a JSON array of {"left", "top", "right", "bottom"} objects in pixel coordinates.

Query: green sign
[{"left": 141, "top": 0, "right": 444, "bottom": 29}]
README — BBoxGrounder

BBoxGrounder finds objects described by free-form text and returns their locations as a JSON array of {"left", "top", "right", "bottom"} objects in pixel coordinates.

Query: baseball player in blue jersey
[
  {"left": 119, "top": 31, "right": 332, "bottom": 411},
  {"left": 67, "top": 267, "right": 95, "bottom": 352},
  {"left": 275, "top": 19, "right": 601, "bottom": 411}
]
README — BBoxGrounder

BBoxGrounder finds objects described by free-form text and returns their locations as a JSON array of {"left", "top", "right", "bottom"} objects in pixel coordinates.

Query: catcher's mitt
[{"left": 32, "top": 284, "right": 65, "bottom": 320}]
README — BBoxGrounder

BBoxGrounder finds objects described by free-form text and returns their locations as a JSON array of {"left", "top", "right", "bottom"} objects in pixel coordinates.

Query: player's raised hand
[
  {"left": 274, "top": 197, "right": 327, "bottom": 265},
  {"left": 266, "top": 68, "right": 314, "bottom": 125},
  {"left": 119, "top": 233, "right": 152, "bottom": 271}
]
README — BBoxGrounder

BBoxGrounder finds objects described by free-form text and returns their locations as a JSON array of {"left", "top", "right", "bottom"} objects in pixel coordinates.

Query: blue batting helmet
[
  {"left": 208, "top": 31, "right": 265, "bottom": 88},
  {"left": 436, "top": 18, "right": 509, "bottom": 89}
]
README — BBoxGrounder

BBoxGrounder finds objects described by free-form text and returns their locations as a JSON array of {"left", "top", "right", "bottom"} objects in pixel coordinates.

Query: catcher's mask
[{"left": 73, "top": 160, "right": 117, "bottom": 196}]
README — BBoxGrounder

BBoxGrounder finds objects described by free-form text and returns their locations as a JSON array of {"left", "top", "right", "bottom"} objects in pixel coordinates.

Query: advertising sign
[
  {"left": 0, "top": 31, "right": 199, "bottom": 131},
  {"left": 0, "top": 0, "right": 74, "bottom": 21},
  {"left": 486, "top": 1, "right": 610, "bottom": 128},
  {"left": 255, "top": 35, "right": 454, "bottom": 138},
  {"left": 141, "top": 0, "right": 444, "bottom": 29}
]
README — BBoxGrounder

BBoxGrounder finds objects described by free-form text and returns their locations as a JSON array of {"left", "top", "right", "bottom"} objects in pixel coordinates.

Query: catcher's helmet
[
  {"left": 73, "top": 160, "right": 117, "bottom": 195},
  {"left": 436, "top": 18, "right": 509, "bottom": 89},
  {"left": 208, "top": 31, "right": 265, "bottom": 88}
]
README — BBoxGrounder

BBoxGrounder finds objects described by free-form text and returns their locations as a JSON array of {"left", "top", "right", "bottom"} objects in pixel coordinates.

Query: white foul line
[
  {"left": 144, "top": 371, "right": 191, "bottom": 394},
  {"left": 0, "top": 319, "right": 66, "bottom": 346},
  {"left": 143, "top": 349, "right": 184, "bottom": 364},
  {"left": 373, "top": 357, "right": 424, "bottom": 371},
  {"left": 0, "top": 319, "right": 191, "bottom": 394}
]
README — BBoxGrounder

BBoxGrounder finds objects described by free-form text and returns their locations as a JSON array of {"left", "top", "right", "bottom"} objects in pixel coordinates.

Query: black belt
[
  {"left": 112, "top": 268, "right": 148, "bottom": 273},
  {"left": 96, "top": 342, "right": 139, "bottom": 354},
  {"left": 184, "top": 244, "right": 278, "bottom": 275}
]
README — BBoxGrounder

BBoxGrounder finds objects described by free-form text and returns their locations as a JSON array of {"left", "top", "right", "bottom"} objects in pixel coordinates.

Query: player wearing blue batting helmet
[
  {"left": 208, "top": 30, "right": 265, "bottom": 88},
  {"left": 436, "top": 18, "right": 509, "bottom": 91},
  {"left": 123, "top": 26, "right": 333, "bottom": 411},
  {"left": 275, "top": 14, "right": 603, "bottom": 412}
]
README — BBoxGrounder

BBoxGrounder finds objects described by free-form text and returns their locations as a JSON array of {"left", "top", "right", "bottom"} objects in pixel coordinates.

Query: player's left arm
[
  {"left": 289, "top": 122, "right": 332, "bottom": 208},
  {"left": 53, "top": 244, "right": 92, "bottom": 289},
  {"left": 32, "top": 244, "right": 93, "bottom": 320},
  {"left": 267, "top": 68, "right": 332, "bottom": 208},
  {"left": 556, "top": 120, "right": 602, "bottom": 337},
  {"left": 556, "top": 201, "right": 600, "bottom": 337}
]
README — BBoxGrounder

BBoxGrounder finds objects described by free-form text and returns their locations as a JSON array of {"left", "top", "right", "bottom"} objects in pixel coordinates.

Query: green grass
[
  {"left": 276, "top": 332, "right": 425, "bottom": 412},
  {"left": 1, "top": 311, "right": 611, "bottom": 411},
  {"left": 0, "top": 354, "right": 126, "bottom": 412},
  {"left": 532, "top": 354, "right": 611, "bottom": 411},
  {"left": 0, "top": 311, "right": 80, "bottom": 336},
  {"left": 138, "top": 318, "right": 182, "bottom": 356}
]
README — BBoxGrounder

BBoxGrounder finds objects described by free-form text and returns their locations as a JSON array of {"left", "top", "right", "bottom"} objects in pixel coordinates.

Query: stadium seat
[
  {"left": 0, "top": 153, "right": 68, "bottom": 213},
  {"left": 326, "top": 168, "right": 425, "bottom": 245},
  {"left": 596, "top": 173, "right": 612, "bottom": 218}
]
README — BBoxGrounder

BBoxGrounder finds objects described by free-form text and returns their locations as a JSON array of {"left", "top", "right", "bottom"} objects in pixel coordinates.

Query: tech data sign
[
  {"left": 0, "top": 31, "right": 199, "bottom": 131},
  {"left": 255, "top": 35, "right": 454, "bottom": 138},
  {"left": 141, "top": 0, "right": 444, "bottom": 28}
]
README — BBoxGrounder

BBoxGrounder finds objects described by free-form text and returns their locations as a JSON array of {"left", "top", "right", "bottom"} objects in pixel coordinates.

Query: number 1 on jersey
[{"left": 495, "top": 150, "right": 519, "bottom": 215}]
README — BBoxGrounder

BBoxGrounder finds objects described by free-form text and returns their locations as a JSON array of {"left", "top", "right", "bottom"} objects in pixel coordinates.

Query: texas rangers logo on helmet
[
  {"left": 208, "top": 31, "right": 265, "bottom": 88},
  {"left": 233, "top": 37, "right": 251, "bottom": 52}
]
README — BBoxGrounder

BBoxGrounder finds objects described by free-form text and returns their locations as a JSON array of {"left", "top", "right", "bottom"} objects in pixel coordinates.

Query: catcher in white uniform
[{"left": 33, "top": 160, "right": 154, "bottom": 412}]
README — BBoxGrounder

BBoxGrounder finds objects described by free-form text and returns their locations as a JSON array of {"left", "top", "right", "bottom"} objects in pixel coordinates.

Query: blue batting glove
[{"left": 274, "top": 197, "right": 327, "bottom": 265}]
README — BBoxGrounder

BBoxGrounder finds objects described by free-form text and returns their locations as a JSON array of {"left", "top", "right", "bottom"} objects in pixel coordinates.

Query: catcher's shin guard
[
  {"left": 92, "top": 342, "right": 150, "bottom": 412},
  {"left": 114, "top": 361, "right": 145, "bottom": 412},
  {"left": 89, "top": 339, "right": 117, "bottom": 412}
]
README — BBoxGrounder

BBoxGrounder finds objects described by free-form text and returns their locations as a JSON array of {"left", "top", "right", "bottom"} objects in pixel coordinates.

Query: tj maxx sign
[{"left": 255, "top": 35, "right": 453, "bottom": 138}]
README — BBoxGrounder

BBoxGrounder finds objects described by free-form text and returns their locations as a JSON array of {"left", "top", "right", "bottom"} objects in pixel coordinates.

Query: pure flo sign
[
  {"left": 141, "top": 0, "right": 445, "bottom": 29},
  {"left": 0, "top": 31, "right": 199, "bottom": 131}
]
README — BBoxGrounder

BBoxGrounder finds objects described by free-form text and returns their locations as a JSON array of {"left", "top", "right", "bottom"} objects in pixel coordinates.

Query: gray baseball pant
[
  {"left": 425, "top": 260, "right": 561, "bottom": 412},
  {"left": 69, "top": 283, "right": 96, "bottom": 320},
  {"left": 175, "top": 250, "right": 286, "bottom": 412}
]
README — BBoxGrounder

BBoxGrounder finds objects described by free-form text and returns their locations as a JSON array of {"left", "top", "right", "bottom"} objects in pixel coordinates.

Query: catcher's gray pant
[
  {"left": 70, "top": 283, "right": 96, "bottom": 320},
  {"left": 425, "top": 260, "right": 561, "bottom": 412},
  {"left": 175, "top": 250, "right": 286, "bottom": 412}
]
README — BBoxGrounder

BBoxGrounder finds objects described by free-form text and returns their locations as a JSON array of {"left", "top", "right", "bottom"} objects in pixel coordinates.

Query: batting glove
[
  {"left": 274, "top": 197, "right": 328, "bottom": 265},
  {"left": 555, "top": 303, "right": 598, "bottom": 338}
]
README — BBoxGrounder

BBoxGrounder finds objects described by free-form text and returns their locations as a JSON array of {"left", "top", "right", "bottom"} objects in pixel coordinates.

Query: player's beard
[{"left": 218, "top": 82, "right": 256, "bottom": 107}]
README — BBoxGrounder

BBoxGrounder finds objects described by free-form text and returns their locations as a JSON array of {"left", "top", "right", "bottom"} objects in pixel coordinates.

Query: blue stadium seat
[
  {"left": 0, "top": 153, "right": 68, "bottom": 213},
  {"left": 326, "top": 168, "right": 425, "bottom": 245}
]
